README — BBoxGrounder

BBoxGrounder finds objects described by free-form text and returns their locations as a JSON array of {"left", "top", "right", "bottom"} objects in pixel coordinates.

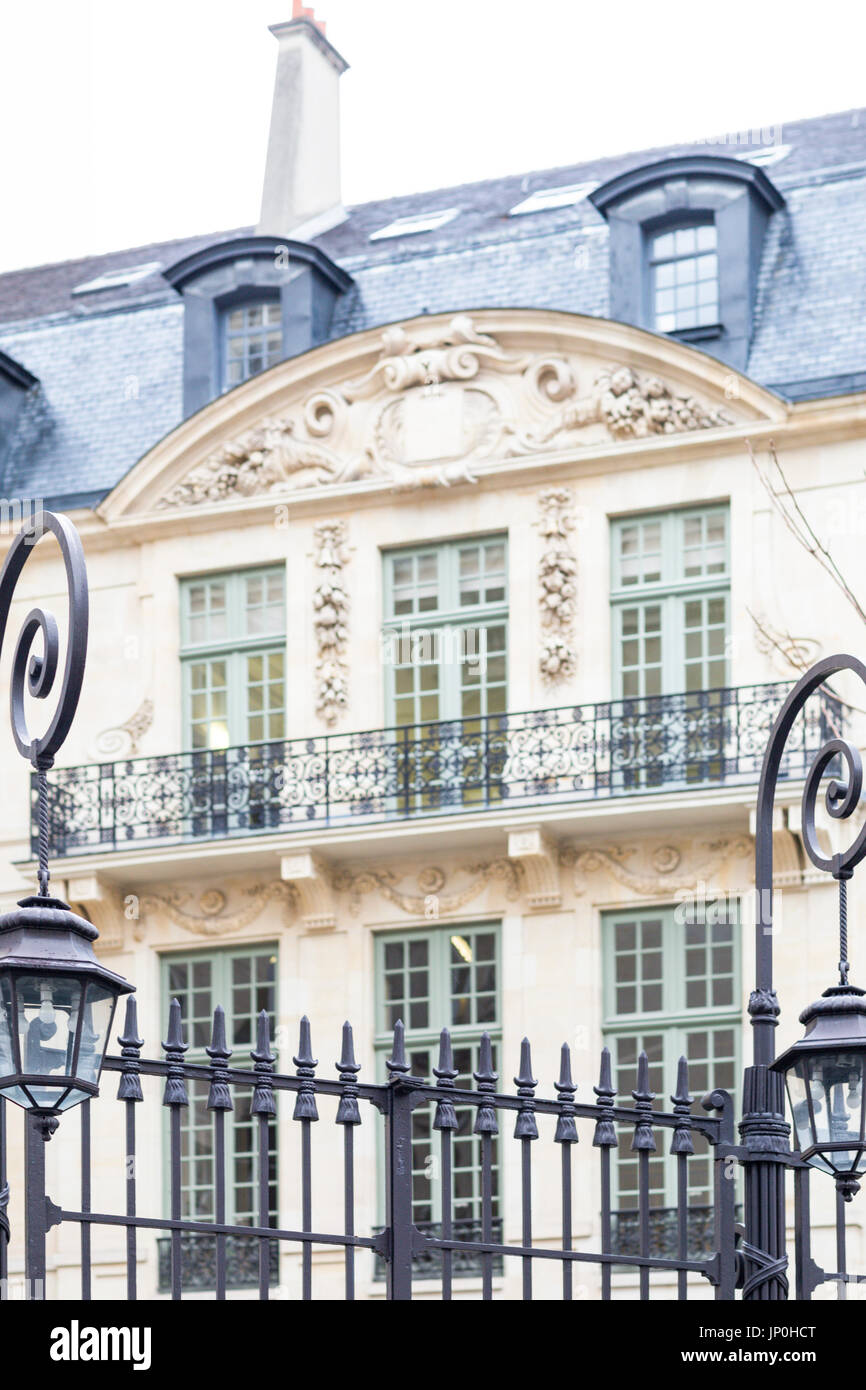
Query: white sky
[{"left": 1, "top": 0, "right": 864, "bottom": 273}]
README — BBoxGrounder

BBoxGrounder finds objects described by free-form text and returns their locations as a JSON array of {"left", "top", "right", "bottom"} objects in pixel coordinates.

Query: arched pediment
[{"left": 100, "top": 308, "right": 786, "bottom": 521}]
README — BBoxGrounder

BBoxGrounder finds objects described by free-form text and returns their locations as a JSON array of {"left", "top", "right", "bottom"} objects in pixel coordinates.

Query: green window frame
[
  {"left": 374, "top": 924, "right": 501, "bottom": 1247},
  {"left": 382, "top": 536, "right": 508, "bottom": 728},
  {"left": 161, "top": 945, "right": 278, "bottom": 1232},
  {"left": 601, "top": 902, "right": 740, "bottom": 1221},
  {"left": 610, "top": 506, "right": 729, "bottom": 698},
  {"left": 180, "top": 567, "right": 286, "bottom": 750}
]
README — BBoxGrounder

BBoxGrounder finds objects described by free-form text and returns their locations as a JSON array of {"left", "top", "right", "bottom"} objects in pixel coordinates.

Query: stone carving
[
  {"left": 313, "top": 521, "right": 350, "bottom": 725},
  {"left": 332, "top": 859, "right": 522, "bottom": 917},
  {"left": 94, "top": 697, "right": 154, "bottom": 758},
  {"left": 537, "top": 488, "right": 578, "bottom": 683},
  {"left": 138, "top": 882, "right": 295, "bottom": 938},
  {"left": 155, "top": 316, "right": 736, "bottom": 508},
  {"left": 506, "top": 827, "right": 561, "bottom": 909},
  {"left": 528, "top": 365, "right": 732, "bottom": 446},
  {"left": 562, "top": 836, "right": 751, "bottom": 897}
]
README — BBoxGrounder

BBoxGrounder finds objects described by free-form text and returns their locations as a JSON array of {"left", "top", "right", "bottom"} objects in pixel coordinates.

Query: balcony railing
[{"left": 36, "top": 682, "right": 842, "bottom": 858}]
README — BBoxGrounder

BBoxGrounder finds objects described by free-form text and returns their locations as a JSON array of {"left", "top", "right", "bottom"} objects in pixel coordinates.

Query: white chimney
[{"left": 257, "top": 5, "right": 349, "bottom": 239}]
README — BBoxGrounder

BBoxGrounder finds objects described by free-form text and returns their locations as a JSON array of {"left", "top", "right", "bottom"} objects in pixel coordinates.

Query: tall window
[
  {"left": 611, "top": 507, "right": 729, "bottom": 698},
  {"left": 375, "top": 925, "right": 501, "bottom": 1257},
  {"left": 382, "top": 537, "right": 508, "bottom": 727},
  {"left": 161, "top": 945, "right": 278, "bottom": 1289},
  {"left": 180, "top": 568, "right": 285, "bottom": 750},
  {"left": 602, "top": 903, "right": 740, "bottom": 1252},
  {"left": 222, "top": 300, "right": 283, "bottom": 390},
  {"left": 650, "top": 223, "right": 719, "bottom": 333}
]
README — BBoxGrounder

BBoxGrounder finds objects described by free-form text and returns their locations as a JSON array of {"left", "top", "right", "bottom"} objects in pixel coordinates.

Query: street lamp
[
  {"left": 771, "top": 737, "right": 866, "bottom": 1201},
  {"left": 744, "top": 657, "right": 866, "bottom": 1298},
  {"left": 0, "top": 511, "right": 133, "bottom": 1121}
]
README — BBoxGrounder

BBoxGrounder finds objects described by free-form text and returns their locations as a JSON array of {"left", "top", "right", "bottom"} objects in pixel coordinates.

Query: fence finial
[
  {"left": 206, "top": 1005, "right": 233, "bottom": 1112},
  {"left": 292, "top": 1015, "right": 318, "bottom": 1121},
  {"left": 554, "top": 1042, "right": 578, "bottom": 1144},
  {"left": 252, "top": 1010, "right": 277, "bottom": 1117},
  {"left": 514, "top": 1037, "right": 539, "bottom": 1140},
  {"left": 162, "top": 998, "right": 188, "bottom": 1108},
  {"left": 386, "top": 1019, "right": 409, "bottom": 1079},
  {"left": 433, "top": 1027, "right": 458, "bottom": 1131},
  {"left": 335, "top": 1021, "right": 361, "bottom": 1126},
  {"left": 592, "top": 1046, "right": 616, "bottom": 1148},
  {"left": 670, "top": 1054, "right": 694, "bottom": 1155},
  {"left": 117, "top": 996, "right": 144, "bottom": 1103},
  {"left": 473, "top": 1032, "right": 499, "bottom": 1135},
  {"left": 631, "top": 1050, "right": 657, "bottom": 1152}
]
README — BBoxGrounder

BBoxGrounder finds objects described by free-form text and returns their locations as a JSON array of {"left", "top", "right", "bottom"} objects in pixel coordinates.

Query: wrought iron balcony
[
  {"left": 156, "top": 1233, "right": 279, "bottom": 1293},
  {"left": 36, "top": 682, "right": 842, "bottom": 858}
]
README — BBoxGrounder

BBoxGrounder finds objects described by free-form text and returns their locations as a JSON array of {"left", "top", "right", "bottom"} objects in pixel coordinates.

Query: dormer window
[
  {"left": 164, "top": 236, "right": 352, "bottom": 417},
  {"left": 650, "top": 223, "right": 718, "bottom": 333},
  {"left": 223, "top": 300, "right": 283, "bottom": 391},
  {"left": 590, "top": 155, "right": 784, "bottom": 371}
]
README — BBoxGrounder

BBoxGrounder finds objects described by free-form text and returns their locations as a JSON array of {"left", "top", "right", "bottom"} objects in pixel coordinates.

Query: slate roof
[{"left": 1, "top": 106, "right": 864, "bottom": 508}]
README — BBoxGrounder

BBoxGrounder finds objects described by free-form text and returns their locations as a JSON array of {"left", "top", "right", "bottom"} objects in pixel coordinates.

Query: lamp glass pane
[
  {"left": 16, "top": 974, "right": 82, "bottom": 1082},
  {"left": 786, "top": 1068, "right": 815, "bottom": 1152},
  {"left": 0, "top": 975, "right": 17, "bottom": 1076},
  {"left": 75, "top": 983, "right": 117, "bottom": 1088}
]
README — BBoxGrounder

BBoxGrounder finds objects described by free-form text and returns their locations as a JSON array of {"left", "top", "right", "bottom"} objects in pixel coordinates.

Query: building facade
[{"left": 0, "top": 7, "right": 865, "bottom": 1299}]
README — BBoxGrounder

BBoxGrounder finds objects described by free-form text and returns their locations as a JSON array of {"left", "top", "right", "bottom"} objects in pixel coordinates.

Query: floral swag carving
[
  {"left": 332, "top": 860, "right": 523, "bottom": 917},
  {"left": 537, "top": 488, "right": 577, "bottom": 683},
  {"left": 313, "top": 521, "right": 350, "bottom": 725},
  {"left": 156, "top": 317, "right": 736, "bottom": 507},
  {"left": 137, "top": 882, "right": 296, "bottom": 938},
  {"left": 561, "top": 836, "right": 752, "bottom": 897}
]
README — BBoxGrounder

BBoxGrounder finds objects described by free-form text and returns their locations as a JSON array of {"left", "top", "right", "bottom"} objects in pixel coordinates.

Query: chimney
[{"left": 257, "top": 5, "right": 349, "bottom": 238}]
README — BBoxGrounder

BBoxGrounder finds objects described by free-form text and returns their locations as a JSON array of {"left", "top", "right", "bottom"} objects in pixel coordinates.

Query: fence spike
[
  {"left": 513, "top": 1037, "right": 539, "bottom": 1140},
  {"left": 433, "top": 1027, "right": 458, "bottom": 1131},
  {"left": 473, "top": 1032, "right": 499, "bottom": 1135},
  {"left": 335, "top": 1021, "right": 361, "bottom": 1126},
  {"left": 554, "top": 1042, "right": 578, "bottom": 1144},
  {"left": 630, "top": 1049, "right": 657, "bottom": 1152},
  {"left": 251, "top": 1009, "right": 277, "bottom": 1117},
  {"left": 161, "top": 998, "right": 189, "bottom": 1108},
  {"left": 117, "top": 996, "right": 144, "bottom": 1103},
  {"left": 386, "top": 1019, "right": 410, "bottom": 1079},
  {"left": 670, "top": 1054, "right": 694, "bottom": 1155},
  {"left": 292, "top": 1015, "right": 319, "bottom": 1121},
  {"left": 592, "top": 1046, "right": 616, "bottom": 1148},
  {"left": 206, "top": 1005, "right": 233, "bottom": 1112}
]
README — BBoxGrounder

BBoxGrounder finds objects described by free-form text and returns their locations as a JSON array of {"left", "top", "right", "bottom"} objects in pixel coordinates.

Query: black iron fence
[
  {"left": 35, "top": 683, "right": 842, "bottom": 856},
  {"left": 0, "top": 998, "right": 745, "bottom": 1301}
]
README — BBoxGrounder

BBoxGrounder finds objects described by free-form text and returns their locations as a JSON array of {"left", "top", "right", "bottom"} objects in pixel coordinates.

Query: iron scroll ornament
[
  {"left": 0, "top": 511, "right": 88, "bottom": 766},
  {"left": 752, "top": 653, "right": 866, "bottom": 1066}
]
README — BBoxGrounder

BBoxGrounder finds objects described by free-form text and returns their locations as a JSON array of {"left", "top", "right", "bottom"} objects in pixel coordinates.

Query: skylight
[
  {"left": 735, "top": 145, "right": 791, "bottom": 168},
  {"left": 509, "top": 181, "right": 599, "bottom": 216},
  {"left": 369, "top": 209, "right": 459, "bottom": 241},
  {"left": 72, "top": 261, "right": 163, "bottom": 295}
]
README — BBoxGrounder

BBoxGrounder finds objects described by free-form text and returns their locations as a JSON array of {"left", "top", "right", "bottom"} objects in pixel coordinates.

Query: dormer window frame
[
  {"left": 217, "top": 289, "right": 284, "bottom": 394},
  {"left": 164, "top": 236, "right": 352, "bottom": 418},
  {"left": 643, "top": 211, "right": 721, "bottom": 342},
  {"left": 590, "top": 155, "right": 784, "bottom": 372}
]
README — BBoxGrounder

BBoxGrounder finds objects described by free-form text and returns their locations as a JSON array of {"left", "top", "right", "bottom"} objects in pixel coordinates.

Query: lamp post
[
  {"left": 0, "top": 511, "right": 133, "bottom": 1296},
  {"left": 745, "top": 655, "right": 866, "bottom": 1299}
]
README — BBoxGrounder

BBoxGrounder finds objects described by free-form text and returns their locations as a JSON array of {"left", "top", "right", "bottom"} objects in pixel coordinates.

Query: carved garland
[
  {"left": 561, "top": 836, "right": 752, "bottom": 897},
  {"left": 137, "top": 882, "right": 296, "bottom": 939},
  {"left": 313, "top": 521, "right": 351, "bottom": 725},
  {"left": 332, "top": 861, "right": 523, "bottom": 917},
  {"left": 537, "top": 488, "right": 578, "bottom": 683}
]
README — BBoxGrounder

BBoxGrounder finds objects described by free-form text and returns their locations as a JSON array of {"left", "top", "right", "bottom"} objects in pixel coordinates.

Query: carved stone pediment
[{"left": 104, "top": 309, "right": 784, "bottom": 519}]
